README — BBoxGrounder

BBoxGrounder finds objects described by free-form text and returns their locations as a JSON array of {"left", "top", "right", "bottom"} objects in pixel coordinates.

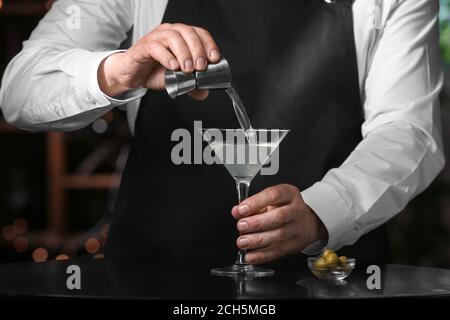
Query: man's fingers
[
  {"left": 144, "top": 41, "right": 178, "bottom": 70},
  {"left": 245, "top": 238, "right": 300, "bottom": 265},
  {"left": 138, "top": 24, "right": 220, "bottom": 74},
  {"left": 188, "top": 89, "right": 209, "bottom": 100},
  {"left": 237, "top": 205, "right": 294, "bottom": 234},
  {"left": 169, "top": 24, "right": 208, "bottom": 71},
  {"left": 193, "top": 27, "right": 220, "bottom": 62},
  {"left": 145, "top": 65, "right": 166, "bottom": 90},
  {"left": 235, "top": 184, "right": 296, "bottom": 218},
  {"left": 158, "top": 23, "right": 219, "bottom": 69},
  {"left": 236, "top": 222, "right": 297, "bottom": 250},
  {"left": 231, "top": 205, "right": 268, "bottom": 220},
  {"left": 152, "top": 29, "right": 194, "bottom": 73}
]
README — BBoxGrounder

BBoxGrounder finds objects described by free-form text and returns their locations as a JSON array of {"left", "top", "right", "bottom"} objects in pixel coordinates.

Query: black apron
[{"left": 105, "top": 0, "right": 387, "bottom": 267}]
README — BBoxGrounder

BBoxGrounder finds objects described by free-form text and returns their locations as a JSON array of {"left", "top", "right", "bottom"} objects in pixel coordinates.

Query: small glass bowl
[{"left": 307, "top": 257, "right": 356, "bottom": 282}]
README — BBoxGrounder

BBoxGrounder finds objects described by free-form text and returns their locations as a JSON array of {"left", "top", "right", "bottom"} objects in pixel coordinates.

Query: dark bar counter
[{"left": 0, "top": 258, "right": 449, "bottom": 299}]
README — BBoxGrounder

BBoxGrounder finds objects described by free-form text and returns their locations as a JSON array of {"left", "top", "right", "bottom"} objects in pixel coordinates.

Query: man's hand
[
  {"left": 231, "top": 184, "right": 328, "bottom": 265},
  {"left": 98, "top": 23, "right": 220, "bottom": 99}
]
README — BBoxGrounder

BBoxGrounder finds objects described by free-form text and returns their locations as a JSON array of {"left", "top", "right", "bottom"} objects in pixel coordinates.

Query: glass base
[{"left": 211, "top": 264, "right": 274, "bottom": 278}]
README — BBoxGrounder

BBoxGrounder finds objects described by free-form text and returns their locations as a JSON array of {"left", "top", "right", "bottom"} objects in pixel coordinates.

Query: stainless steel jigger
[{"left": 165, "top": 57, "right": 232, "bottom": 98}]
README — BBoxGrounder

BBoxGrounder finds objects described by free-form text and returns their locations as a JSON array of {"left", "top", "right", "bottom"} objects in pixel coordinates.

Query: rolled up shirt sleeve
[
  {"left": 0, "top": 0, "right": 146, "bottom": 131},
  {"left": 302, "top": 0, "right": 445, "bottom": 252}
]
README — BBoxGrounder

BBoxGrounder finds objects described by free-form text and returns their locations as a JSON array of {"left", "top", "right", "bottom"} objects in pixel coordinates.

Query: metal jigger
[{"left": 165, "top": 57, "right": 232, "bottom": 98}]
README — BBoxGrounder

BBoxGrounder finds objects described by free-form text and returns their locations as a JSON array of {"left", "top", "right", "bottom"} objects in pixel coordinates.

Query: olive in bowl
[{"left": 307, "top": 249, "right": 356, "bottom": 282}]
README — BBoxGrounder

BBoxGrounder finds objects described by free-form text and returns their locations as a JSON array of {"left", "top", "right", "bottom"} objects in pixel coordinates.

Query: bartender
[{"left": 0, "top": 0, "right": 444, "bottom": 267}]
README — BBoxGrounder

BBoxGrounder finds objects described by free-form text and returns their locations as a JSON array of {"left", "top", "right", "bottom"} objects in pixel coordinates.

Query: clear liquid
[
  {"left": 209, "top": 142, "right": 276, "bottom": 180},
  {"left": 223, "top": 163, "right": 264, "bottom": 181},
  {"left": 226, "top": 87, "right": 256, "bottom": 142}
]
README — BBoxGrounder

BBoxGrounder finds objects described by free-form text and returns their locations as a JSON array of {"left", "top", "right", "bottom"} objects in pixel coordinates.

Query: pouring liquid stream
[{"left": 225, "top": 87, "right": 256, "bottom": 143}]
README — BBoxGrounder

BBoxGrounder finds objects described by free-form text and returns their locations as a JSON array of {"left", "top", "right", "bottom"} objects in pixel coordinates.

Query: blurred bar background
[{"left": 0, "top": 0, "right": 449, "bottom": 267}]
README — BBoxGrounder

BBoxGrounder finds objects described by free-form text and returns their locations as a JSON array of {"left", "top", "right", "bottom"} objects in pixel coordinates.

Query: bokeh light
[
  {"left": 2, "top": 225, "right": 17, "bottom": 241},
  {"left": 93, "top": 253, "right": 104, "bottom": 259},
  {"left": 13, "top": 218, "right": 28, "bottom": 234},
  {"left": 13, "top": 237, "right": 29, "bottom": 253},
  {"left": 85, "top": 238, "right": 101, "bottom": 254},
  {"left": 32, "top": 248, "right": 48, "bottom": 262},
  {"left": 92, "top": 119, "right": 107, "bottom": 134},
  {"left": 55, "top": 254, "right": 69, "bottom": 261}
]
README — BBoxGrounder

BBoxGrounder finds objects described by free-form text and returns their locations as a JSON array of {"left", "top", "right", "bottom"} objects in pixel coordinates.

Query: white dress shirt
[{"left": 0, "top": 0, "right": 445, "bottom": 252}]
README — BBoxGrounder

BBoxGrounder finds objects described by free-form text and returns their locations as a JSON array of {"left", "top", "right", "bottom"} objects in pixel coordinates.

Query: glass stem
[{"left": 235, "top": 179, "right": 250, "bottom": 266}]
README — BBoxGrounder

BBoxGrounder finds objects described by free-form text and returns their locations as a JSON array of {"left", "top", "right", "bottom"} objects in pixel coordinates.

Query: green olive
[
  {"left": 339, "top": 256, "right": 348, "bottom": 266},
  {"left": 322, "top": 249, "right": 335, "bottom": 258},
  {"left": 314, "top": 257, "right": 329, "bottom": 268},
  {"left": 324, "top": 253, "right": 339, "bottom": 267}
]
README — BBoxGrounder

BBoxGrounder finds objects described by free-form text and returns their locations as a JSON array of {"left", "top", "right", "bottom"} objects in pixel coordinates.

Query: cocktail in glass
[{"left": 201, "top": 128, "right": 289, "bottom": 278}]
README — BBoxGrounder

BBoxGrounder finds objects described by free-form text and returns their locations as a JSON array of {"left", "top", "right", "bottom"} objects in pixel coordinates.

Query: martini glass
[{"left": 201, "top": 128, "right": 289, "bottom": 278}]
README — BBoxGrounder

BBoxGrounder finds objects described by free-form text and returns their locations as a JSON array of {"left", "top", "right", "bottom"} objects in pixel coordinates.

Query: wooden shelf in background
[
  {"left": 63, "top": 174, "right": 121, "bottom": 189},
  {"left": 46, "top": 132, "right": 122, "bottom": 234}
]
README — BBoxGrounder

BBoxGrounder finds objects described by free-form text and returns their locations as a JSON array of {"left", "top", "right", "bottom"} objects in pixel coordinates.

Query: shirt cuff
[
  {"left": 73, "top": 50, "right": 147, "bottom": 112},
  {"left": 301, "top": 181, "right": 354, "bottom": 252}
]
